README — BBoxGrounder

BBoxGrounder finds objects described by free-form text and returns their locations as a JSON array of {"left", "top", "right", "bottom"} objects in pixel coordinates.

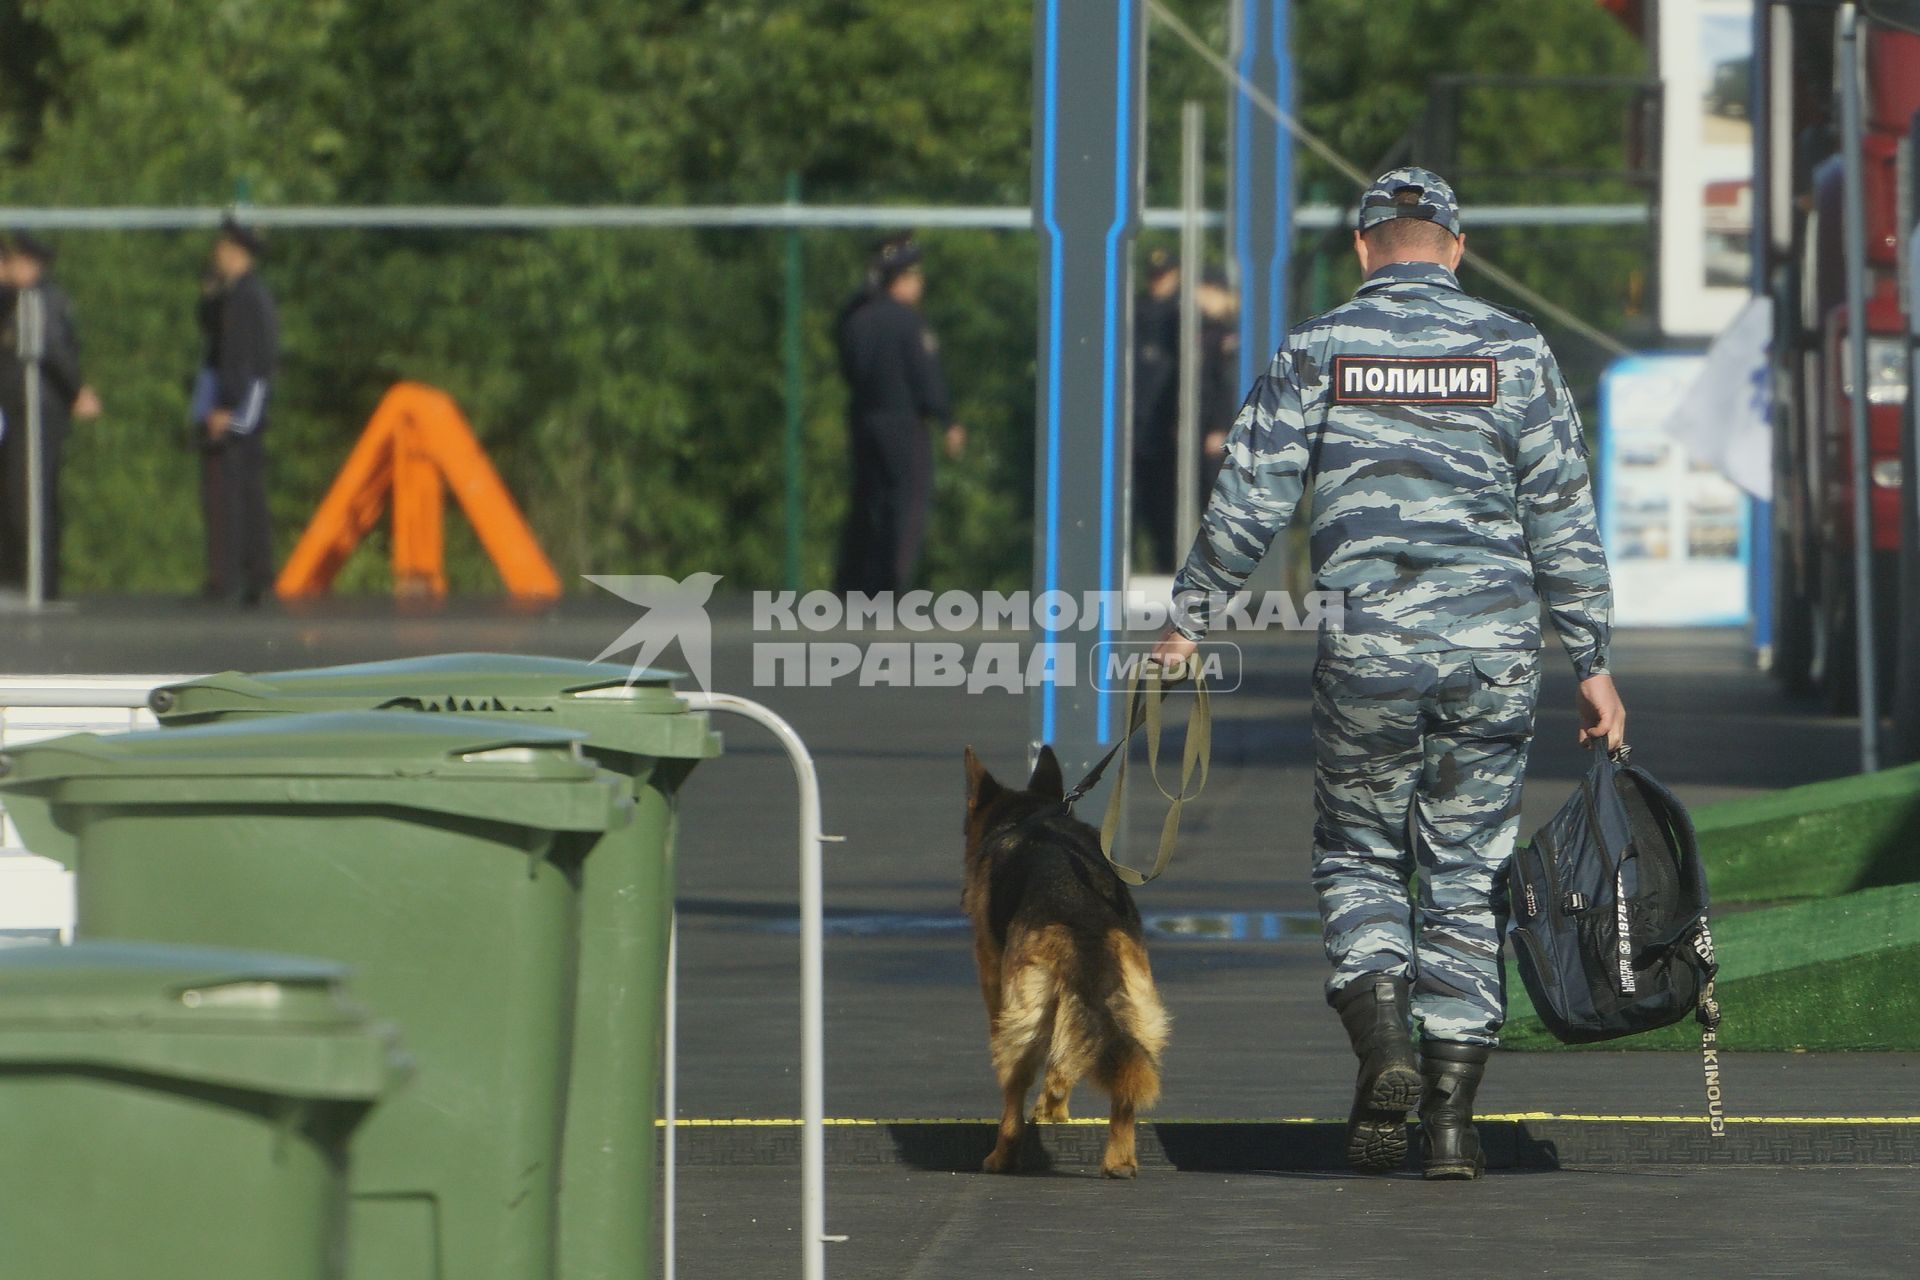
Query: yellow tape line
[{"left": 659, "top": 1114, "right": 1920, "bottom": 1127}]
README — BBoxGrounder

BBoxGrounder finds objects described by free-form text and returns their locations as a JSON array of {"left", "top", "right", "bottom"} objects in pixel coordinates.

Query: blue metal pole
[
  {"left": 1231, "top": 0, "right": 1292, "bottom": 394},
  {"left": 1746, "top": 0, "right": 1773, "bottom": 656},
  {"left": 1226, "top": 1, "right": 1292, "bottom": 594},
  {"left": 1029, "top": 0, "right": 1146, "bottom": 781}
]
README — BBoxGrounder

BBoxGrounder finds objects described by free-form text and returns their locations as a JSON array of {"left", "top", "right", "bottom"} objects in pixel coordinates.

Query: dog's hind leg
[
  {"left": 1033, "top": 994, "right": 1095, "bottom": 1123},
  {"left": 983, "top": 961, "right": 1057, "bottom": 1173},
  {"left": 1032, "top": 1067, "right": 1073, "bottom": 1123},
  {"left": 1094, "top": 1036, "right": 1159, "bottom": 1179},
  {"left": 973, "top": 935, "right": 1003, "bottom": 1028},
  {"left": 1094, "top": 934, "right": 1170, "bottom": 1179}
]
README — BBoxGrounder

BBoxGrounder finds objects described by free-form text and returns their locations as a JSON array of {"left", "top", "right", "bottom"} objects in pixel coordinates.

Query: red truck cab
[
  {"left": 1821, "top": 284, "right": 1909, "bottom": 555},
  {"left": 1769, "top": 20, "right": 1918, "bottom": 713}
]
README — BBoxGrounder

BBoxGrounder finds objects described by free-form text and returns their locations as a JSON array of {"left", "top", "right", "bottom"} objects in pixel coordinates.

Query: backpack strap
[
  {"left": 1621, "top": 762, "right": 1709, "bottom": 913},
  {"left": 1624, "top": 756, "right": 1727, "bottom": 1133},
  {"left": 1692, "top": 921, "right": 1727, "bottom": 1139}
]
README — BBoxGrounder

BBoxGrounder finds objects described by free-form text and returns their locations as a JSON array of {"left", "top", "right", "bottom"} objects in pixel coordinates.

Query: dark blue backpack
[{"left": 1506, "top": 746, "right": 1720, "bottom": 1046}]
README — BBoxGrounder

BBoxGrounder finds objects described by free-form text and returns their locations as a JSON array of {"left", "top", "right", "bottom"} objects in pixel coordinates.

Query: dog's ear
[
  {"left": 1027, "top": 745, "right": 1066, "bottom": 801},
  {"left": 964, "top": 746, "right": 1003, "bottom": 812}
]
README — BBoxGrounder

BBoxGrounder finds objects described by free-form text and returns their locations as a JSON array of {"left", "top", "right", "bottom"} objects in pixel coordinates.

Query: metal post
[
  {"left": 1230, "top": 0, "right": 1292, "bottom": 394},
  {"left": 662, "top": 912, "right": 678, "bottom": 1280},
  {"left": 1227, "top": 1, "right": 1292, "bottom": 592},
  {"left": 1839, "top": 4, "right": 1881, "bottom": 773},
  {"left": 13, "top": 289, "right": 47, "bottom": 610},
  {"left": 1900, "top": 108, "right": 1920, "bottom": 764},
  {"left": 1029, "top": 0, "right": 1146, "bottom": 783},
  {"left": 783, "top": 173, "right": 805, "bottom": 593},
  {"left": 1904, "top": 107, "right": 1920, "bottom": 759},
  {"left": 1223, "top": 0, "right": 1242, "bottom": 299},
  {"left": 1746, "top": 0, "right": 1775, "bottom": 664},
  {"left": 1176, "top": 101, "right": 1204, "bottom": 554},
  {"left": 1305, "top": 181, "right": 1333, "bottom": 315},
  {"left": 673, "top": 691, "right": 835, "bottom": 1280}
]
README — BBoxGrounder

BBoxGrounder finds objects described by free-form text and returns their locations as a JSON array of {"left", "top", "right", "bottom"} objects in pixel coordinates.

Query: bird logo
[{"left": 584, "top": 572, "right": 722, "bottom": 693}]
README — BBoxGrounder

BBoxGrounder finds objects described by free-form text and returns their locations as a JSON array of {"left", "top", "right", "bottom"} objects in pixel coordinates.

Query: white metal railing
[
  {"left": 0, "top": 677, "right": 186, "bottom": 941},
  {"left": 672, "top": 691, "right": 837, "bottom": 1280}
]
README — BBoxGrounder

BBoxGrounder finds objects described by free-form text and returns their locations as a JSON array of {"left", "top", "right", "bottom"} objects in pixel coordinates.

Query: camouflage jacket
[{"left": 1170, "top": 261, "right": 1613, "bottom": 679}]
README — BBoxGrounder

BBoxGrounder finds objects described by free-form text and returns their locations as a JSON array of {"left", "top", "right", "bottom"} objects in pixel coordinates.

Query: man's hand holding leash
[
  {"left": 1577, "top": 672, "right": 1626, "bottom": 753},
  {"left": 1149, "top": 628, "right": 1200, "bottom": 683}
]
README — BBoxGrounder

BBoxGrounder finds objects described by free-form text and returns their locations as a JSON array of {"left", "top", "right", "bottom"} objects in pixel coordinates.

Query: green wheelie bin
[
  {"left": 0, "top": 940, "right": 406, "bottom": 1280},
  {"left": 145, "top": 654, "right": 720, "bottom": 1280},
  {"left": 0, "top": 711, "right": 631, "bottom": 1280}
]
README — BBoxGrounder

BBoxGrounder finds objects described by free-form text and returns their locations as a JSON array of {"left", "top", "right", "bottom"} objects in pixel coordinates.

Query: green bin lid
[
  {"left": 151, "top": 653, "right": 720, "bottom": 760},
  {"left": 0, "top": 941, "right": 407, "bottom": 1099},
  {"left": 0, "top": 711, "right": 632, "bottom": 865}
]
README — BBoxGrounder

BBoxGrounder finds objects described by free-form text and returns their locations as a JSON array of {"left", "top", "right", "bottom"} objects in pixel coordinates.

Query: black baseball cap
[
  {"left": 4, "top": 230, "right": 56, "bottom": 265},
  {"left": 871, "top": 233, "right": 923, "bottom": 282},
  {"left": 217, "top": 214, "right": 267, "bottom": 258}
]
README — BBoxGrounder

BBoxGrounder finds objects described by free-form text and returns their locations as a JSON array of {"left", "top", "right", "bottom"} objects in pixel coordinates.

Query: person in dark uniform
[
  {"left": 1195, "top": 270, "right": 1241, "bottom": 496},
  {"left": 1131, "top": 249, "right": 1182, "bottom": 572},
  {"left": 0, "top": 231, "right": 101, "bottom": 600},
  {"left": 195, "top": 216, "right": 279, "bottom": 605},
  {"left": 833, "top": 234, "right": 964, "bottom": 596}
]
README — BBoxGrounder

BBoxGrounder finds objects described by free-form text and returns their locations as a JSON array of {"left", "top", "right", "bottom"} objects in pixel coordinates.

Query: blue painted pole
[
  {"left": 1230, "top": 0, "right": 1292, "bottom": 394},
  {"left": 1746, "top": 0, "right": 1773, "bottom": 656},
  {"left": 1029, "top": 0, "right": 1146, "bottom": 781},
  {"left": 1226, "top": 1, "right": 1292, "bottom": 594}
]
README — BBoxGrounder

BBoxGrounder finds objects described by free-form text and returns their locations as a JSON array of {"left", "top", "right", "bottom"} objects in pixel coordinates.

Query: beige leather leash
[{"left": 1061, "top": 665, "right": 1211, "bottom": 886}]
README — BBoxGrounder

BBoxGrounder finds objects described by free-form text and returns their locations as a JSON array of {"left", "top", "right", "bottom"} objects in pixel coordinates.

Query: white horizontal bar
[
  {"left": 0, "top": 689, "right": 166, "bottom": 708},
  {"left": 0, "top": 202, "right": 1644, "bottom": 233}
]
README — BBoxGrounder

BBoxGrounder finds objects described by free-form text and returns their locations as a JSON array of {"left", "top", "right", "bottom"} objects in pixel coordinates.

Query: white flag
[{"left": 1659, "top": 296, "right": 1772, "bottom": 500}]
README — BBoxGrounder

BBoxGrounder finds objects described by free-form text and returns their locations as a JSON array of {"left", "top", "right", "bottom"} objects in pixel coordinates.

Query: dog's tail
[
  {"left": 996, "top": 925, "right": 1169, "bottom": 1111},
  {"left": 1091, "top": 930, "right": 1168, "bottom": 1110}
]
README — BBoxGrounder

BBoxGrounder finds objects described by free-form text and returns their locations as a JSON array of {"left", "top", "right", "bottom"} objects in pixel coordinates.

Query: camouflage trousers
[{"left": 1311, "top": 648, "right": 1540, "bottom": 1044}]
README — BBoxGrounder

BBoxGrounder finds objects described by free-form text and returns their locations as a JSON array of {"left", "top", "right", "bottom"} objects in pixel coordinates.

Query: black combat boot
[
  {"left": 1418, "top": 1039, "right": 1491, "bottom": 1180},
  {"left": 1332, "top": 975, "right": 1421, "bottom": 1172}
]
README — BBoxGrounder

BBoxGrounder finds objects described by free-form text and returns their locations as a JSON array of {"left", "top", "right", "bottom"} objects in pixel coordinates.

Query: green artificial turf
[
  {"left": 1692, "top": 761, "right": 1920, "bottom": 904},
  {"left": 1501, "top": 881, "right": 1920, "bottom": 1051}
]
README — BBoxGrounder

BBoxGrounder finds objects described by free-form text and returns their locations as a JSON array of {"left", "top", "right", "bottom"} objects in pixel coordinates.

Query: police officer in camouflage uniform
[{"left": 1153, "top": 168, "right": 1626, "bottom": 1180}]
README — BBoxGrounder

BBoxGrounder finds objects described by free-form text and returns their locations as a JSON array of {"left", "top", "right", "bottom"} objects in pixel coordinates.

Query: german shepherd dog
[{"left": 963, "top": 745, "right": 1170, "bottom": 1178}]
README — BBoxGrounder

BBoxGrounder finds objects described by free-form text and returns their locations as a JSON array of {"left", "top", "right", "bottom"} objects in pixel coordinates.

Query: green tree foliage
[
  {"left": 1289, "top": 0, "right": 1650, "bottom": 389},
  {"left": 0, "top": 0, "right": 1646, "bottom": 596}
]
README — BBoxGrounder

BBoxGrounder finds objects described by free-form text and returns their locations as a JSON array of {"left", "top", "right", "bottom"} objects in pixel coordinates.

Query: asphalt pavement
[
  {"left": 674, "top": 1165, "right": 1920, "bottom": 1279},
  {"left": 4, "top": 598, "right": 1913, "bottom": 1278}
]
